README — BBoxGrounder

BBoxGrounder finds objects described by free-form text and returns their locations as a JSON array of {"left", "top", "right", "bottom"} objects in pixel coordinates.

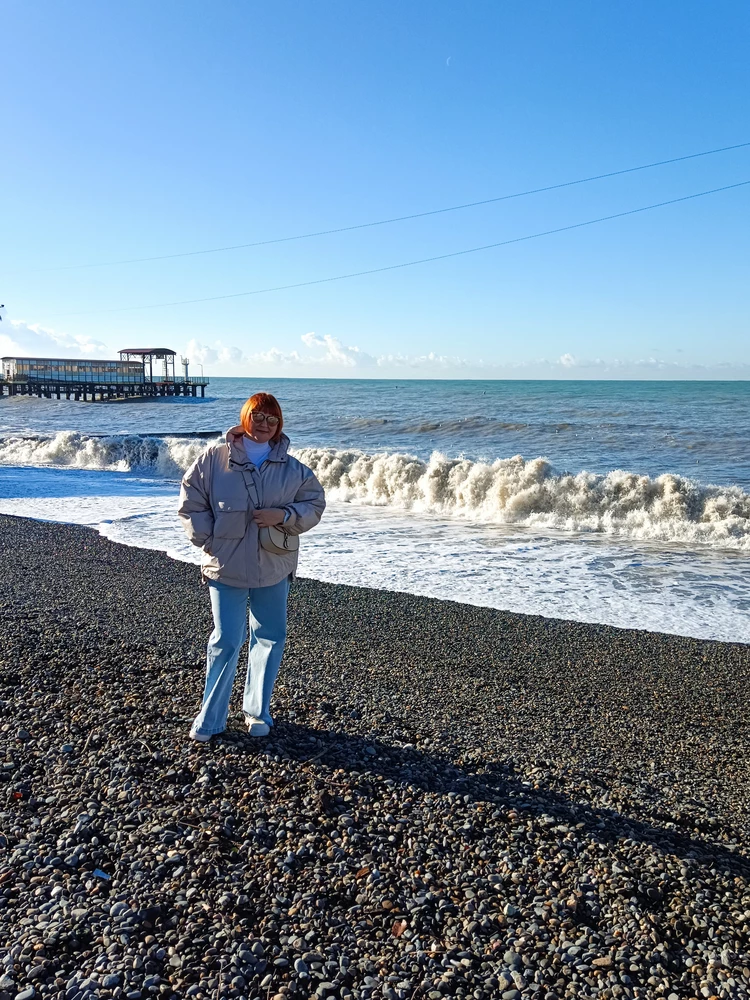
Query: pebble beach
[{"left": 2, "top": 515, "right": 750, "bottom": 1000}]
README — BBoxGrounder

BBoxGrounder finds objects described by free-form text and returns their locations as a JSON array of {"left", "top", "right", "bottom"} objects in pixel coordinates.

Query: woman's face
[{"left": 245, "top": 409, "right": 279, "bottom": 444}]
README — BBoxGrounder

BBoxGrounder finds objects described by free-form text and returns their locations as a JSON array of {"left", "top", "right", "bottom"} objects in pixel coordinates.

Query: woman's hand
[{"left": 252, "top": 507, "right": 286, "bottom": 528}]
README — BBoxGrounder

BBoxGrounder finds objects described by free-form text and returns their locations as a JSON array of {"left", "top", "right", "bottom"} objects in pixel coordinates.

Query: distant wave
[
  {"left": 1, "top": 432, "right": 749, "bottom": 550},
  {"left": 334, "top": 415, "right": 560, "bottom": 435}
]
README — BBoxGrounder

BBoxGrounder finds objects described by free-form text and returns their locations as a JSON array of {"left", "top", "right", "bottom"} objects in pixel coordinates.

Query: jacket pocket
[{"left": 214, "top": 503, "right": 247, "bottom": 539}]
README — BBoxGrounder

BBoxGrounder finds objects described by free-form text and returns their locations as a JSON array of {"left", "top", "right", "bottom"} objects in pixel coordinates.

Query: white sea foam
[
  {"left": 0, "top": 483, "right": 747, "bottom": 643},
  {"left": 1, "top": 432, "right": 749, "bottom": 551},
  {"left": 296, "top": 448, "right": 750, "bottom": 550},
  {"left": 0, "top": 431, "right": 216, "bottom": 478}
]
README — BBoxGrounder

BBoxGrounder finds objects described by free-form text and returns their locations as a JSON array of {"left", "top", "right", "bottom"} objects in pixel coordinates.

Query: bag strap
[
  {"left": 240, "top": 467, "right": 292, "bottom": 542},
  {"left": 239, "top": 469, "right": 261, "bottom": 510}
]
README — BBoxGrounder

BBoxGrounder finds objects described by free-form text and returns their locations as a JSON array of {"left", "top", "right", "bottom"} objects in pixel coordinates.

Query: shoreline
[
  {"left": 3, "top": 490, "right": 749, "bottom": 645},
  {"left": 2, "top": 514, "right": 750, "bottom": 999}
]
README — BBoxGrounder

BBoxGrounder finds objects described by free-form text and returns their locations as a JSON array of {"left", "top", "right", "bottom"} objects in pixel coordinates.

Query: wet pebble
[{"left": 2, "top": 517, "right": 750, "bottom": 1000}]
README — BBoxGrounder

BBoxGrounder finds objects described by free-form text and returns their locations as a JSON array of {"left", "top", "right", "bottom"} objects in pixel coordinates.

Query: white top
[{"left": 242, "top": 436, "right": 272, "bottom": 467}]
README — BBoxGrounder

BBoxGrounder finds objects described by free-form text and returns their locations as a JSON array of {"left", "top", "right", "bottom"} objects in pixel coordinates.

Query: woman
[{"left": 178, "top": 392, "right": 325, "bottom": 741}]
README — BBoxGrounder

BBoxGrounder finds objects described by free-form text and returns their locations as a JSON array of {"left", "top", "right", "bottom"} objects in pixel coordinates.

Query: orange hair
[{"left": 240, "top": 392, "right": 284, "bottom": 441}]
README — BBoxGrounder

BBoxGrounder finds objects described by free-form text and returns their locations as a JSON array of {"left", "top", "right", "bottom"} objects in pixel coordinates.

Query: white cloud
[
  {"left": 377, "top": 351, "right": 470, "bottom": 369},
  {"left": 5, "top": 315, "right": 745, "bottom": 379},
  {"left": 549, "top": 354, "right": 688, "bottom": 371},
  {"left": 185, "top": 339, "right": 251, "bottom": 367},
  {"left": 247, "top": 334, "right": 470, "bottom": 371},
  {"left": 217, "top": 345, "right": 245, "bottom": 365},
  {"left": 525, "top": 354, "right": 750, "bottom": 377},
  {"left": 300, "top": 332, "right": 375, "bottom": 367},
  {"left": 185, "top": 332, "right": 377, "bottom": 371},
  {"left": 250, "top": 347, "right": 305, "bottom": 365},
  {"left": 248, "top": 333, "right": 471, "bottom": 371},
  {"left": 0, "top": 316, "right": 112, "bottom": 359},
  {"left": 185, "top": 339, "right": 219, "bottom": 366},
  {"left": 181, "top": 331, "right": 750, "bottom": 378}
]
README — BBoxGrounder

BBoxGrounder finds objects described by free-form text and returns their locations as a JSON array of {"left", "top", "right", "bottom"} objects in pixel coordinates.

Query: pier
[
  {"left": 0, "top": 346, "right": 209, "bottom": 401},
  {"left": 0, "top": 378, "right": 208, "bottom": 401}
]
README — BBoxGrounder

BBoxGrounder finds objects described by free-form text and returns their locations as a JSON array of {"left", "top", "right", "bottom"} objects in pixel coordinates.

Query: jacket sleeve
[
  {"left": 178, "top": 451, "right": 215, "bottom": 548},
  {"left": 282, "top": 468, "right": 326, "bottom": 535}
]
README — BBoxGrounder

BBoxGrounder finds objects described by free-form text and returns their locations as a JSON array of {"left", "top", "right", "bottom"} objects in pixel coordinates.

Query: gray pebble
[{"left": 4, "top": 516, "right": 750, "bottom": 1000}]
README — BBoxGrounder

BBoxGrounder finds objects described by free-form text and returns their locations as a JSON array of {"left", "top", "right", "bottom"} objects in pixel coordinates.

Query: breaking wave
[
  {"left": 296, "top": 448, "right": 750, "bottom": 550},
  {"left": 1, "top": 432, "right": 749, "bottom": 550},
  {"left": 0, "top": 431, "right": 217, "bottom": 479}
]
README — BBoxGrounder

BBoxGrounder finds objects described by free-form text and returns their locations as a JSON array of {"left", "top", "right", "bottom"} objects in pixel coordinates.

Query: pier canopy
[{"left": 119, "top": 348, "right": 176, "bottom": 382}]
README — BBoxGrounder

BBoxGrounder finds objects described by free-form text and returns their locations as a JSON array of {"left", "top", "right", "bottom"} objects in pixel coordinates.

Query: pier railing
[
  {"left": 0, "top": 375, "right": 210, "bottom": 400},
  {"left": 1, "top": 374, "right": 209, "bottom": 386}
]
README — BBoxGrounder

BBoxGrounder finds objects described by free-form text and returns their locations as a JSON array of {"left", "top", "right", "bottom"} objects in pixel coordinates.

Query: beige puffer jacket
[{"left": 178, "top": 426, "right": 325, "bottom": 588}]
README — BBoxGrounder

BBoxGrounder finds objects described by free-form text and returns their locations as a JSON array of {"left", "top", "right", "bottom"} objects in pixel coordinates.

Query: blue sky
[{"left": 2, "top": 0, "right": 749, "bottom": 378}]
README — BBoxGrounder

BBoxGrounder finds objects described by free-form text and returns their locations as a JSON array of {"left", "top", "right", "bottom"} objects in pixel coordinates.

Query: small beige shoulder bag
[
  {"left": 259, "top": 524, "right": 299, "bottom": 555},
  {"left": 240, "top": 469, "right": 299, "bottom": 555}
]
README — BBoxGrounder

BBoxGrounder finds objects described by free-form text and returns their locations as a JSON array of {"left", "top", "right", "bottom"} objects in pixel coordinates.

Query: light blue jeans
[{"left": 191, "top": 576, "right": 291, "bottom": 736}]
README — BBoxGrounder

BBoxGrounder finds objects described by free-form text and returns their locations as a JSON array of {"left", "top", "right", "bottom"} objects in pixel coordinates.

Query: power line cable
[
  {"left": 58, "top": 178, "right": 750, "bottom": 316},
  {"left": 38, "top": 140, "right": 750, "bottom": 271}
]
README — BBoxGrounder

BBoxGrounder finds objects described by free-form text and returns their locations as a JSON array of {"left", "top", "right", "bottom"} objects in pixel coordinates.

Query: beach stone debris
[{"left": 2, "top": 516, "right": 750, "bottom": 1000}]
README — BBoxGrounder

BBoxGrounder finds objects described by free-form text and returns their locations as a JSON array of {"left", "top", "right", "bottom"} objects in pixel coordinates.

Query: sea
[{"left": 0, "top": 378, "right": 749, "bottom": 643}]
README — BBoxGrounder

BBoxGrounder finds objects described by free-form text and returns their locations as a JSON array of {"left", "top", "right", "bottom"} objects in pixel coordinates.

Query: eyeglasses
[{"left": 250, "top": 411, "right": 279, "bottom": 427}]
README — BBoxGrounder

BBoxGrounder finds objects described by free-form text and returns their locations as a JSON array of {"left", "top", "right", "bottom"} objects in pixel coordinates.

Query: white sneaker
[
  {"left": 246, "top": 716, "right": 270, "bottom": 737},
  {"left": 189, "top": 727, "right": 211, "bottom": 743}
]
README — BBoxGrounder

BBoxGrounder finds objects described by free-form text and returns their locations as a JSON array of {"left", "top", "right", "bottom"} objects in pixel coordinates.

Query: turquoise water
[
  {"left": 1, "top": 379, "right": 749, "bottom": 641},
  {"left": 2, "top": 378, "right": 747, "bottom": 486}
]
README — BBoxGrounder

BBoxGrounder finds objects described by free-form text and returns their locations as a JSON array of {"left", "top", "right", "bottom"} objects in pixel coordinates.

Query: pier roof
[{"left": 118, "top": 347, "right": 176, "bottom": 356}]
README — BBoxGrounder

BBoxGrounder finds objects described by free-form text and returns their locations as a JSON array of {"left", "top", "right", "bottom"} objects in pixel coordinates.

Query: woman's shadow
[{"left": 218, "top": 717, "right": 750, "bottom": 880}]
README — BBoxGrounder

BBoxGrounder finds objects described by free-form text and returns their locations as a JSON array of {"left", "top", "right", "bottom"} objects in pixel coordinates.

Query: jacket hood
[{"left": 225, "top": 425, "right": 290, "bottom": 464}]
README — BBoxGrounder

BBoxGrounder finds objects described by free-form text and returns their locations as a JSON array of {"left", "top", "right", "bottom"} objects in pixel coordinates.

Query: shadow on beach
[{"left": 216, "top": 718, "right": 750, "bottom": 879}]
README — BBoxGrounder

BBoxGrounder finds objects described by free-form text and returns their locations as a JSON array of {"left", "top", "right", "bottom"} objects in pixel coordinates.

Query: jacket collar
[{"left": 225, "top": 425, "right": 290, "bottom": 467}]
